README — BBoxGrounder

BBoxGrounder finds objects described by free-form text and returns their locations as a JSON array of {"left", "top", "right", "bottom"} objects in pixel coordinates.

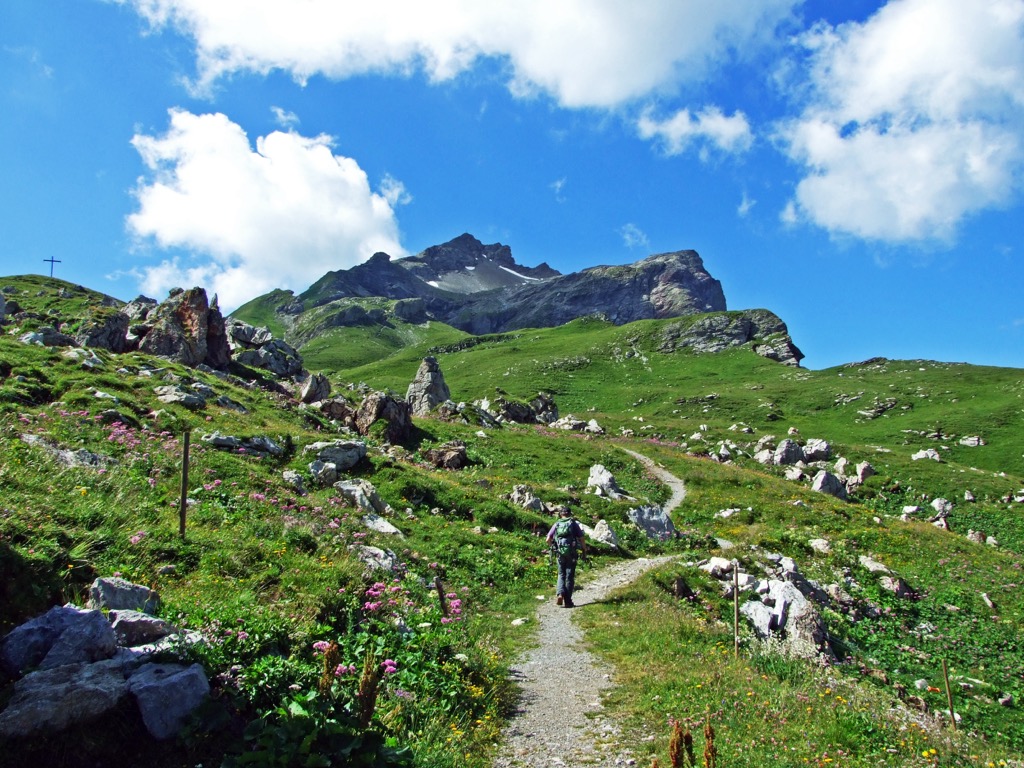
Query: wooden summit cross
[{"left": 44, "top": 257, "right": 61, "bottom": 277}]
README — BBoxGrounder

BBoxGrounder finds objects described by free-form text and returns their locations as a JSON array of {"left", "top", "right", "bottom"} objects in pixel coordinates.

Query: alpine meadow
[{"left": 0, "top": 234, "right": 1023, "bottom": 768}]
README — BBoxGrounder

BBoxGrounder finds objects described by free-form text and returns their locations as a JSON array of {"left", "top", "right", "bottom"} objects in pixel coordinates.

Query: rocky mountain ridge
[
  {"left": 235, "top": 233, "right": 803, "bottom": 363},
  {"left": 249, "top": 233, "right": 732, "bottom": 334}
]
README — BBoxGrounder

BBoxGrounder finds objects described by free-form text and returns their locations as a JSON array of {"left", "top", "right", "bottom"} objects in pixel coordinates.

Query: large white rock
[
  {"left": 627, "top": 504, "right": 676, "bottom": 540},
  {"left": 587, "top": 464, "right": 630, "bottom": 499},
  {"left": 802, "top": 438, "right": 831, "bottom": 461},
  {"left": 583, "top": 519, "right": 619, "bottom": 548},
  {"left": 859, "top": 555, "right": 890, "bottom": 574},
  {"left": 811, "top": 470, "right": 848, "bottom": 500},
  {"left": 304, "top": 439, "right": 367, "bottom": 470},
  {"left": 362, "top": 513, "right": 404, "bottom": 537},
  {"left": 334, "top": 479, "right": 392, "bottom": 515},
  {"left": 773, "top": 439, "right": 804, "bottom": 466},
  {"left": 406, "top": 356, "right": 451, "bottom": 416}
]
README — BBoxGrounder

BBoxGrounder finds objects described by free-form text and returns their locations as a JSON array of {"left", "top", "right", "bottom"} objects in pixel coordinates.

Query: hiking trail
[{"left": 492, "top": 451, "right": 685, "bottom": 767}]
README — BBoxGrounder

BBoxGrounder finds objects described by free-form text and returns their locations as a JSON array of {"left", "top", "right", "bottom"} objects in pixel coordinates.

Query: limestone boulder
[
  {"left": 510, "top": 485, "right": 545, "bottom": 511},
  {"left": 423, "top": 440, "right": 468, "bottom": 469},
  {"left": 225, "top": 319, "right": 275, "bottom": 348},
  {"left": 348, "top": 545, "right": 403, "bottom": 576},
  {"left": 282, "top": 469, "right": 306, "bottom": 496},
  {"left": 204, "top": 299, "right": 232, "bottom": 369},
  {"left": 361, "top": 513, "right": 404, "bottom": 537},
  {"left": 742, "top": 578, "right": 834, "bottom": 661},
  {"left": 235, "top": 338, "right": 303, "bottom": 378},
  {"left": 300, "top": 373, "right": 332, "bottom": 404},
  {"left": 811, "top": 470, "right": 848, "bottom": 501},
  {"left": 308, "top": 459, "right": 339, "bottom": 486},
  {"left": 304, "top": 439, "right": 366, "bottom": 470},
  {"left": 137, "top": 287, "right": 227, "bottom": 369},
  {"left": 356, "top": 391, "right": 412, "bottom": 444},
  {"left": 879, "top": 576, "right": 913, "bottom": 599},
  {"left": 334, "top": 479, "right": 393, "bottom": 516},
  {"left": 0, "top": 660, "right": 129, "bottom": 738},
  {"left": 551, "top": 414, "right": 587, "bottom": 431},
  {"left": 627, "top": 504, "right": 676, "bottom": 540},
  {"left": 108, "top": 610, "right": 178, "bottom": 648},
  {"left": 802, "top": 438, "right": 831, "bottom": 462},
  {"left": 75, "top": 311, "right": 130, "bottom": 353},
  {"left": 1, "top": 605, "right": 116, "bottom": 676},
  {"left": 493, "top": 397, "right": 538, "bottom": 424},
  {"left": 318, "top": 397, "right": 357, "bottom": 428},
  {"left": 587, "top": 465, "right": 630, "bottom": 499},
  {"left": 584, "top": 520, "right": 619, "bottom": 548},
  {"left": 88, "top": 576, "right": 161, "bottom": 614},
  {"left": 154, "top": 384, "right": 206, "bottom": 409},
  {"left": 127, "top": 663, "right": 210, "bottom": 740},
  {"left": 773, "top": 439, "right": 804, "bottom": 466},
  {"left": 530, "top": 392, "right": 559, "bottom": 423},
  {"left": 122, "top": 295, "right": 157, "bottom": 322},
  {"left": 20, "top": 326, "right": 78, "bottom": 347},
  {"left": 406, "top": 356, "right": 451, "bottom": 416}
]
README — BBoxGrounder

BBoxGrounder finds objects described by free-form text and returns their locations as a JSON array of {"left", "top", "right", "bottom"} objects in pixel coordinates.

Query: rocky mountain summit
[{"left": 247, "top": 233, "right": 735, "bottom": 337}]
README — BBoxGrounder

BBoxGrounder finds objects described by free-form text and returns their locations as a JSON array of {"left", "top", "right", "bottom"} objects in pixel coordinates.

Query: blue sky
[{"left": 1, "top": 0, "right": 1022, "bottom": 370}]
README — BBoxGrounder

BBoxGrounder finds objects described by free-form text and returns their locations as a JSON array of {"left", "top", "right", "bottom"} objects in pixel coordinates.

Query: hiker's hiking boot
[
  {"left": 556, "top": 595, "right": 563, "bottom": 606},
  {"left": 564, "top": 597, "right": 575, "bottom": 608}
]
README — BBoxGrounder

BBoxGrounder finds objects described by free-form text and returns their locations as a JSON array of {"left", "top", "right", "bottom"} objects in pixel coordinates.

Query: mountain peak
[{"left": 397, "top": 233, "right": 560, "bottom": 293}]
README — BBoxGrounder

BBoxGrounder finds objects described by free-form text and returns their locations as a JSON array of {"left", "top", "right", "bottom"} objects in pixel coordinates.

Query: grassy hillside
[
  {"left": 1, "top": 276, "right": 1023, "bottom": 767},
  {"left": 232, "top": 293, "right": 471, "bottom": 372}
]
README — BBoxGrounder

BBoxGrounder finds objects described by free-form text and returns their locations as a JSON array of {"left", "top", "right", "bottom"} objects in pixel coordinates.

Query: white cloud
[
  {"left": 550, "top": 177, "right": 567, "bottom": 202},
  {"left": 128, "top": 109, "right": 406, "bottom": 311},
  {"left": 637, "top": 106, "right": 754, "bottom": 157},
  {"left": 380, "top": 174, "right": 412, "bottom": 207},
  {"left": 738, "top": 192, "right": 757, "bottom": 217},
  {"left": 780, "top": 0, "right": 1024, "bottom": 242},
  {"left": 620, "top": 223, "right": 649, "bottom": 250},
  {"left": 780, "top": 200, "right": 798, "bottom": 226},
  {"left": 120, "top": 0, "right": 801, "bottom": 108},
  {"left": 270, "top": 105, "right": 299, "bottom": 128}
]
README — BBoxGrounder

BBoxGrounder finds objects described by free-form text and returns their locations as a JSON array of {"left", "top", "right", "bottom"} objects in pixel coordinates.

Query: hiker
[{"left": 546, "top": 507, "right": 585, "bottom": 608}]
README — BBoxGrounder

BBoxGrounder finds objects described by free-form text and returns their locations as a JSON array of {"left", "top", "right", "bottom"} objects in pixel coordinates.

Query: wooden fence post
[
  {"left": 179, "top": 430, "right": 190, "bottom": 540},
  {"left": 733, "top": 560, "right": 740, "bottom": 657}
]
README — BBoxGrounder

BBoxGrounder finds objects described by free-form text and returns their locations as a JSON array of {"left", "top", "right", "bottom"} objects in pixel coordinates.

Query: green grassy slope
[{"left": 2, "top": 277, "right": 1023, "bottom": 766}]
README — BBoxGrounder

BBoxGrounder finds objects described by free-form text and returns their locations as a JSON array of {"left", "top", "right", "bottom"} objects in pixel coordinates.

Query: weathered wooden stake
[
  {"left": 733, "top": 560, "right": 740, "bottom": 657},
  {"left": 942, "top": 659, "right": 956, "bottom": 730},
  {"left": 179, "top": 430, "right": 191, "bottom": 540},
  {"left": 433, "top": 575, "right": 448, "bottom": 616}
]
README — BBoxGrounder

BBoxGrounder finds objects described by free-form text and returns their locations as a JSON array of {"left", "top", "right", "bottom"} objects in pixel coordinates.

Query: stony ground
[
  {"left": 491, "top": 555, "right": 675, "bottom": 768},
  {"left": 492, "top": 451, "right": 685, "bottom": 768}
]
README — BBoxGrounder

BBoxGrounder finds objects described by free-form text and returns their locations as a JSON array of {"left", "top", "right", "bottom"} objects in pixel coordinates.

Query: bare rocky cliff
[
  {"left": 279, "top": 234, "right": 726, "bottom": 335},
  {"left": 446, "top": 249, "right": 726, "bottom": 334}
]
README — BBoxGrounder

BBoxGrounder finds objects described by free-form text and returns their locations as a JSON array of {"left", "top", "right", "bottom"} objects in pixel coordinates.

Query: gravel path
[{"left": 492, "top": 452, "right": 685, "bottom": 768}]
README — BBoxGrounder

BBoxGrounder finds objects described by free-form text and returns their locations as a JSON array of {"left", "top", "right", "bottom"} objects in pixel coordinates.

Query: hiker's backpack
[{"left": 553, "top": 518, "right": 578, "bottom": 556}]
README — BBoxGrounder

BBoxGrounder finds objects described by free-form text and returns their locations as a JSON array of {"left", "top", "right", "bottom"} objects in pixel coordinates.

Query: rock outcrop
[
  {"left": 406, "top": 356, "right": 451, "bottom": 416},
  {"left": 659, "top": 309, "right": 803, "bottom": 366},
  {"left": 355, "top": 391, "right": 413, "bottom": 444},
  {"left": 137, "top": 287, "right": 231, "bottom": 369},
  {"left": 446, "top": 248, "right": 725, "bottom": 334}
]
